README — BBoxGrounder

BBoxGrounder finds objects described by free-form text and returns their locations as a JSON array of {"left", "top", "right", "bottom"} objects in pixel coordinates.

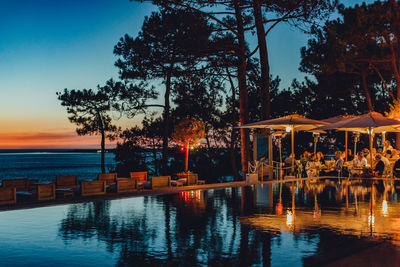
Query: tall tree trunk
[
  {"left": 152, "top": 139, "right": 158, "bottom": 175},
  {"left": 253, "top": 0, "right": 270, "bottom": 120},
  {"left": 227, "top": 68, "right": 240, "bottom": 180},
  {"left": 185, "top": 142, "right": 189, "bottom": 172},
  {"left": 390, "top": 0, "right": 400, "bottom": 149},
  {"left": 100, "top": 130, "right": 105, "bottom": 174},
  {"left": 97, "top": 113, "right": 106, "bottom": 174},
  {"left": 234, "top": 0, "right": 250, "bottom": 179},
  {"left": 162, "top": 71, "right": 172, "bottom": 174},
  {"left": 361, "top": 72, "right": 373, "bottom": 111}
]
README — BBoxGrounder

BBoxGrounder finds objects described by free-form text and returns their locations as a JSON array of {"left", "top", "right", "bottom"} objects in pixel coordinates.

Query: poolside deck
[{"left": 1, "top": 176, "right": 399, "bottom": 212}]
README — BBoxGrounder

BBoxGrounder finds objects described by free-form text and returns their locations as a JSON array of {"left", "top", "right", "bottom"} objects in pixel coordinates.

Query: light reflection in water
[
  {"left": 382, "top": 200, "right": 388, "bottom": 217},
  {"left": 286, "top": 210, "right": 294, "bottom": 229},
  {"left": 0, "top": 179, "right": 400, "bottom": 266}
]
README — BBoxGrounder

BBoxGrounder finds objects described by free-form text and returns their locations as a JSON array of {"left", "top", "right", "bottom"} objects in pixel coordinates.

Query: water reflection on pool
[{"left": 1, "top": 179, "right": 400, "bottom": 266}]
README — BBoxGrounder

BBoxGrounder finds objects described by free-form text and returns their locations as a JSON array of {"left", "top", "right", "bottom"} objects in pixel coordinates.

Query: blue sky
[{"left": 0, "top": 0, "right": 376, "bottom": 148}]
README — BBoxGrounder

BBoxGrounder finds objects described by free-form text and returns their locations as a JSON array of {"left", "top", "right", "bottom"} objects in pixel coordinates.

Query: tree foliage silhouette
[
  {"left": 57, "top": 81, "right": 118, "bottom": 173},
  {"left": 114, "top": 9, "right": 213, "bottom": 174}
]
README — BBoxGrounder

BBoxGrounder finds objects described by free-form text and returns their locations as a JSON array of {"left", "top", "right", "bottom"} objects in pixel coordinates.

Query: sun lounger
[
  {"left": 56, "top": 176, "right": 79, "bottom": 189},
  {"left": 130, "top": 172, "right": 147, "bottom": 183},
  {"left": 37, "top": 183, "right": 56, "bottom": 201},
  {"left": 55, "top": 176, "right": 79, "bottom": 198},
  {"left": 176, "top": 173, "right": 203, "bottom": 185},
  {"left": 0, "top": 187, "right": 16, "bottom": 205},
  {"left": 116, "top": 178, "right": 137, "bottom": 193},
  {"left": 81, "top": 180, "right": 106, "bottom": 196},
  {"left": 98, "top": 173, "right": 118, "bottom": 185},
  {"left": 146, "top": 176, "right": 171, "bottom": 189},
  {"left": 2, "top": 178, "right": 30, "bottom": 191}
]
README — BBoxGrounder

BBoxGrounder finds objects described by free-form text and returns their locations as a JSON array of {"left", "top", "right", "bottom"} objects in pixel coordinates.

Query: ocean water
[{"left": 0, "top": 152, "right": 116, "bottom": 182}]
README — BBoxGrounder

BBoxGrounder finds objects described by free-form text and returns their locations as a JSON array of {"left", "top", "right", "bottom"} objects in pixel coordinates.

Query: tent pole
[
  {"left": 382, "top": 132, "right": 386, "bottom": 149},
  {"left": 345, "top": 131, "right": 348, "bottom": 161},
  {"left": 369, "top": 127, "right": 373, "bottom": 174},
  {"left": 354, "top": 138, "right": 357, "bottom": 156},
  {"left": 291, "top": 126, "right": 295, "bottom": 174}
]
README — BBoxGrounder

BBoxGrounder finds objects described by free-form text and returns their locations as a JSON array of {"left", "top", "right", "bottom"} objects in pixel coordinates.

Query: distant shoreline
[{"left": 0, "top": 149, "right": 115, "bottom": 154}]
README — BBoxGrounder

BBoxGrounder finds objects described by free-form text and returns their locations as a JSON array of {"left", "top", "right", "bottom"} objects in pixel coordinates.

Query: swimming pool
[{"left": 0, "top": 179, "right": 399, "bottom": 266}]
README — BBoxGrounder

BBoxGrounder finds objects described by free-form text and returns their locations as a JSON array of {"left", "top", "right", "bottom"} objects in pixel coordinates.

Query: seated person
[
  {"left": 316, "top": 152, "right": 325, "bottom": 165},
  {"left": 346, "top": 149, "right": 353, "bottom": 161},
  {"left": 373, "top": 154, "right": 385, "bottom": 177},
  {"left": 385, "top": 150, "right": 392, "bottom": 160},
  {"left": 350, "top": 152, "right": 367, "bottom": 177},
  {"left": 384, "top": 140, "right": 393, "bottom": 153},
  {"left": 284, "top": 153, "right": 295, "bottom": 175},
  {"left": 391, "top": 149, "right": 399, "bottom": 160},
  {"left": 363, "top": 148, "right": 371, "bottom": 165},
  {"left": 393, "top": 158, "right": 400, "bottom": 178},
  {"left": 320, "top": 151, "right": 344, "bottom": 177},
  {"left": 380, "top": 152, "right": 391, "bottom": 171},
  {"left": 306, "top": 153, "right": 322, "bottom": 178}
]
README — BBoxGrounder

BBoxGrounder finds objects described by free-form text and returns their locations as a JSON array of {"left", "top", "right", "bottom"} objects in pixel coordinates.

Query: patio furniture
[
  {"left": 0, "top": 187, "right": 16, "bottom": 205},
  {"left": 171, "top": 181, "right": 184, "bottom": 187},
  {"left": 36, "top": 183, "right": 56, "bottom": 201},
  {"left": 98, "top": 173, "right": 117, "bottom": 185},
  {"left": 146, "top": 176, "right": 171, "bottom": 189},
  {"left": 2, "top": 178, "right": 30, "bottom": 191},
  {"left": 176, "top": 173, "right": 202, "bottom": 185},
  {"left": 129, "top": 172, "right": 147, "bottom": 183},
  {"left": 116, "top": 178, "right": 137, "bottom": 193},
  {"left": 56, "top": 176, "right": 79, "bottom": 189},
  {"left": 81, "top": 180, "right": 106, "bottom": 196},
  {"left": 55, "top": 176, "right": 79, "bottom": 198}
]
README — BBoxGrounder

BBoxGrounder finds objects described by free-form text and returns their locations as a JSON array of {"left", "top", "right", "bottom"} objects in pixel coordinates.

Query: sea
[{"left": 0, "top": 150, "right": 116, "bottom": 183}]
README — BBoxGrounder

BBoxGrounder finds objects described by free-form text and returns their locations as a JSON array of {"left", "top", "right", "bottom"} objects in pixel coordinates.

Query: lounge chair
[
  {"left": 176, "top": 173, "right": 204, "bottom": 185},
  {"left": 146, "top": 176, "right": 171, "bottom": 189},
  {"left": 81, "top": 180, "right": 106, "bottom": 196},
  {"left": 116, "top": 178, "right": 137, "bottom": 193},
  {"left": 56, "top": 176, "right": 79, "bottom": 189},
  {"left": 98, "top": 173, "right": 118, "bottom": 185},
  {"left": 0, "top": 187, "right": 16, "bottom": 205},
  {"left": 55, "top": 176, "right": 79, "bottom": 198},
  {"left": 37, "top": 183, "right": 56, "bottom": 201},
  {"left": 130, "top": 171, "right": 147, "bottom": 183},
  {"left": 2, "top": 178, "right": 30, "bottom": 191}
]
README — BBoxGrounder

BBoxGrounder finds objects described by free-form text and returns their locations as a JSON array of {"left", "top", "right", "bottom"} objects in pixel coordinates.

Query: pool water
[{"left": 1, "top": 179, "right": 400, "bottom": 266}]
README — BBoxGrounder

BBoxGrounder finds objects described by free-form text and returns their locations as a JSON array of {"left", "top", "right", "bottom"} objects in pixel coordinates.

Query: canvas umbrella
[
  {"left": 317, "top": 112, "right": 400, "bottom": 169},
  {"left": 318, "top": 115, "right": 356, "bottom": 161},
  {"left": 239, "top": 114, "right": 328, "bottom": 173}
]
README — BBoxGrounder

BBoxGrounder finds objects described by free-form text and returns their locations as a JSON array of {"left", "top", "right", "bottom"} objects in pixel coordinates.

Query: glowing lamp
[
  {"left": 286, "top": 126, "right": 291, "bottom": 133},
  {"left": 180, "top": 147, "right": 185, "bottom": 152},
  {"left": 275, "top": 203, "right": 283, "bottom": 215}
]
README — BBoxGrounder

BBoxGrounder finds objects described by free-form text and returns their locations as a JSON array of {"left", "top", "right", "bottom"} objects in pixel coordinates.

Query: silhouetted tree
[
  {"left": 114, "top": 9, "right": 213, "bottom": 174},
  {"left": 172, "top": 119, "right": 205, "bottom": 172},
  {"left": 57, "top": 81, "right": 118, "bottom": 173}
]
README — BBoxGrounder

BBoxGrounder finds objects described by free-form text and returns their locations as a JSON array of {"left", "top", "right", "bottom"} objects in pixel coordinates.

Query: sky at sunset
[{"left": 0, "top": 0, "right": 375, "bottom": 149}]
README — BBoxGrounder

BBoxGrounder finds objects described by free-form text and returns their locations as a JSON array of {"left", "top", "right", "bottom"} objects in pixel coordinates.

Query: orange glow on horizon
[{"left": 0, "top": 132, "right": 117, "bottom": 149}]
